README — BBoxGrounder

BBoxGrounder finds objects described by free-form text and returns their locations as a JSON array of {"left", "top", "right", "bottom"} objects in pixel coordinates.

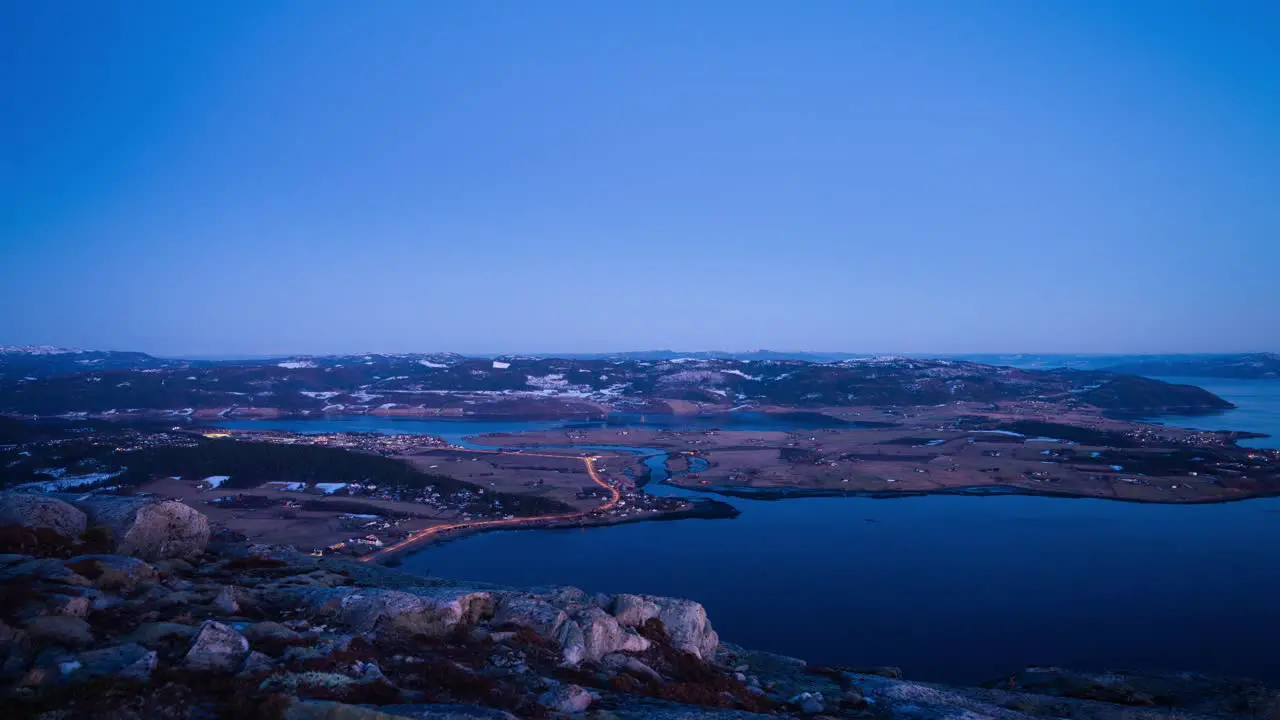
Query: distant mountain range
[
  {"left": 1101, "top": 353, "right": 1280, "bottom": 380},
  {"left": 0, "top": 348, "right": 1235, "bottom": 418},
  {"left": 5, "top": 347, "right": 1275, "bottom": 378}
]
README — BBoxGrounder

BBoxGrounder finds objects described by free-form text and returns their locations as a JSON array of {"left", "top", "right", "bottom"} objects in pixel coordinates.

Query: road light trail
[{"left": 360, "top": 451, "right": 620, "bottom": 562}]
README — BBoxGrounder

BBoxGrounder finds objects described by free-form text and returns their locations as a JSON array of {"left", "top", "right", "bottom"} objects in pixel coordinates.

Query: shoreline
[{"left": 373, "top": 497, "right": 740, "bottom": 564}]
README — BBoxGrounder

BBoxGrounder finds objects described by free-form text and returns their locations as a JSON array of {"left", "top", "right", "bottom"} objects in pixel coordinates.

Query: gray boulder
[
  {"left": 66, "top": 554, "right": 157, "bottom": 590},
  {"left": 243, "top": 620, "right": 303, "bottom": 652},
  {"left": 556, "top": 619, "right": 586, "bottom": 666},
  {"left": 0, "top": 493, "right": 87, "bottom": 540},
  {"left": 239, "top": 650, "right": 276, "bottom": 674},
  {"left": 538, "top": 683, "right": 593, "bottom": 714},
  {"left": 601, "top": 652, "right": 662, "bottom": 682},
  {"left": 213, "top": 585, "right": 241, "bottom": 614},
  {"left": 184, "top": 620, "right": 250, "bottom": 672},
  {"left": 377, "top": 705, "right": 518, "bottom": 720},
  {"left": 578, "top": 606, "right": 650, "bottom": 662},
  {"left": 283, "top": 700, "right": 412, "bottom": 720},
  {"left": 57, "top": 495, "right": 209, "bottom": 560},
  {"left": 285, "top": 586, "right": 493, "bottom": 638},
  {"left": 74, "top": 643, "right": 157, "bottom": 681},
  {"left": 25, "top": 615, "right": 94, "bottom": 648},
  {"left": 611, "top": 594, "right": 718, "bottom": 660},
  {"left": 492, "top": 595, "right": 568, "bottom": 638}
]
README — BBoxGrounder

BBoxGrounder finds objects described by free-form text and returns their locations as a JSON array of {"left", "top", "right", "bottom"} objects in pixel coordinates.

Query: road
[{"left": 360, "top": 449, "right": 621, "bottom": 562}]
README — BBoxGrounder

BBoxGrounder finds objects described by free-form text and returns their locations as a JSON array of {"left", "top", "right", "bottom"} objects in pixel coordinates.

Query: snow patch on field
[
  {"left": 300, "top": 391, "right": 341, "bottom": 400},
  {"left": 349, "top": 391, "right": 382, "bottom": 402},
  {"left": 492, "top": 361, "right": 511, "bottom": 370},
  {"left": 203, "top": 475, "right": 231, "bottom": 488},
  {"left": 17, "top": 469, "right": 124, "bottom": 492},
  {"left": 278, "top": 360, "right": 317, "bottom": 369},
  {"left": 721, "top": 369, "right": 761, "bottom": 380},
  {"left": 419, "top": 360, "right": 449, "bottom": 368}
]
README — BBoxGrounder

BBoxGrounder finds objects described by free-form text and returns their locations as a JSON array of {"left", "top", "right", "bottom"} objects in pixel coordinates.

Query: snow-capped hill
[{"left": 0, "top": 345, "right": 82, "bottom": 355}]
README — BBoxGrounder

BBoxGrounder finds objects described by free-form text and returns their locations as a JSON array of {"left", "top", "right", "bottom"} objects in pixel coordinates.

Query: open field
[
  {"left": 402, "top": 448, "right": 616, "bottom": 513},
  {"left": 467, "top": 403, "right": 1280, "bottom": 503}
]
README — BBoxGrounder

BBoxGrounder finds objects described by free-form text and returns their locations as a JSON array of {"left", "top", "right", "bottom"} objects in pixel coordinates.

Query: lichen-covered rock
[
  {"left": 491, "top": 595, "right": 567, "bottom": 638},
  {"left": 601, "top": 653, "right": 662, "bottom": 682},
  {"left": 244, "top": 620, "right": 304, "bottom": 653},
  {"left": 25, "top": 615, "right": 94, "bottom": 648},
  {"left": 47, "top": 591, "right": 93, "bottom": 618},
  {"left": 57, "top": 495, "right": 210, "bottom": 560},
  {"left": 213, "top": 585, "right": 241, "bottom": 614},
  {"left": 611, "top": 594, "right": 718, "bottom": 660},
  {"left": 0, "top": 493, "right": 87, "bottom": 540},
  {"left": 239, "top": 650, "right": 276, "bottom": 674},
  {"left": 578, "top": 607, "right": 650, "bottom": 662},
  {"left": 283, "top": 700, "right": 409, "bottom": 720},
  {"left": 285, "top": 586, "right": 493, "bottom": 638},
  {"left": 184, "top": 620, "right": 250, "bottom": 672},
  {"left": 261, "top": 661, "right": 393, "bottom": 698},
  {"left": 538, "top": 683, "right": 593, "bottom": 714},
  {"left": 378, "top": 704, "right": 519, "bottom": 719},
  {"left": 65, "top": 554, "right": 157, "bottom": 590},
  {"left": 556, "top": 618, "right": 586, "bottom": 666}
]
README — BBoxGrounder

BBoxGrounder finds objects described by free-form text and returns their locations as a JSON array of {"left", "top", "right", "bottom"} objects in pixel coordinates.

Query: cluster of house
[{"left": 227, "top": 429, "right": 448, "bottom": 456}]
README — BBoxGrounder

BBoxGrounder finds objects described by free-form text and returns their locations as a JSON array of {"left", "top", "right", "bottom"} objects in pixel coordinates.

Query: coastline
[{"left": 373, "top": 497, "right": 740, "bottom": 564}]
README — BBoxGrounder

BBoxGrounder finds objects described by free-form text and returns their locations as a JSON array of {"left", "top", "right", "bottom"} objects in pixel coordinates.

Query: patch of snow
[
  {"left": 721, "top": 369, "right": 761, "bottom": 380},
  {"left": 16, "top": 469, "right": 125, "bottom": 492},
  {"left": 278, "top": 360, "right": 317, "bottom": 369},
  {"left": 419, "top": 360, "right": 449, "bottom": 368},
  {"left": 203, "top": 475, "right": 231, "bottom": 488},
  {"left": 492, "top": 361, "right": 511, "bottom": 370},
  {"left": 315, "top": 482, "right": 347, "bottom": 494},
  {"left": 300, "top": 391, "right": 341, "bottom": 400},
  {"left": 349, "top": 391, "right": 382, "bottom": 403},
  {"left": 973, "top": 430, "right": 1025, "bottom": 437},
  {"left": 0, "top": 345, "right": 80, "bottom": 355}
]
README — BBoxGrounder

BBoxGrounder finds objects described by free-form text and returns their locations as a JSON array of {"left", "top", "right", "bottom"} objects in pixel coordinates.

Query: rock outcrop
[
  {"left": 0, "top": 491, "right": 1276, "bottom": 720},
  {"left": 612, "top": 593, "right": 719, "bottom": 659},
  {"left": 0, "top": 494, "right": 86, "bottom": 541},
  {"left": 54, "top": 493, "right": 210, "bottom": 560}
]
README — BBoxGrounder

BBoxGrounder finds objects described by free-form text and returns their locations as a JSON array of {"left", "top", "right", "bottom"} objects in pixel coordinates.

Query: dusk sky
[{"left": 2, "top": 1, "right": 1277, "bottom": 356}]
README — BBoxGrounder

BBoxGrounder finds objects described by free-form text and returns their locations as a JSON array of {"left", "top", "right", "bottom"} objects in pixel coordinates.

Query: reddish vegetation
[{"left": 0, "top": 524, "right": 74, "bottom": 556}]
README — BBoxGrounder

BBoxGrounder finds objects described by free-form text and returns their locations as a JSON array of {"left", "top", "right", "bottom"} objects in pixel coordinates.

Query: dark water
[
  {"left": 220, "top": 384, "right": 1280, "bottom": 684},
  {"left": 1143, "top": 377, "right": 1280, "bottom": 449}
]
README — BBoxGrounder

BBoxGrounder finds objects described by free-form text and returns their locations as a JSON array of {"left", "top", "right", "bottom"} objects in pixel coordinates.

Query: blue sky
[{"left": 2, "top": 1, "right": 1277, "bottom": 355}]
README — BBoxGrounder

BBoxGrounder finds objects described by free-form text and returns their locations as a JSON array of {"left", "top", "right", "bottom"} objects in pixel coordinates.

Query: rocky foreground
[{"left": 1, "top": 492, "right": 1277, "bottom": 720}]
